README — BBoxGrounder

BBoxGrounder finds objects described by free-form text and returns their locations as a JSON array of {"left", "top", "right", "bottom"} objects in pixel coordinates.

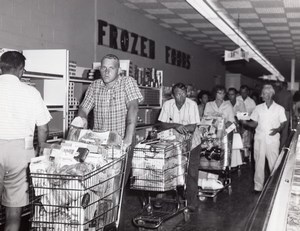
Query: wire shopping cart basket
[
  {"left": 29, "top": 146, "right": 127, "bottom": 231},
  {"left": 130, "top": 137, "right": 191, "bottom": 230}
]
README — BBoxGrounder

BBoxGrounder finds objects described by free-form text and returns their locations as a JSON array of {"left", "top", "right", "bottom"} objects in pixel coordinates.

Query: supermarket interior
[{"left": 1, "top": 0, "right": 300, "bottom": 230}]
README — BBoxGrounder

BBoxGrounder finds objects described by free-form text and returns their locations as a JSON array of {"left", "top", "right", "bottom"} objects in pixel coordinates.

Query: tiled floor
[{"left": 119, "top": 161, "right": 260, "bottom": 231}]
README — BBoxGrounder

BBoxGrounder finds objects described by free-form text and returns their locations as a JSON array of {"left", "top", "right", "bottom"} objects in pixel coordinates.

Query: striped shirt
[
  {"left": 0, "top": 74, "right": 52, "bottom": 139},
  {"left": 158, "top": 98, "right": 200, "bottom": 125},
  {"left": 80, "top": 76, "right": 143, "bottom": 138}
]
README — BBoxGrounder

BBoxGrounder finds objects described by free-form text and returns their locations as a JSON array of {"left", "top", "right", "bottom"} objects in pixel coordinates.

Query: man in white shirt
[
  {"left": 228, "top": 87, "right": 247, "bottom": 168},
  {"left": 158, "top": 83, "right": 200, "bottom": 209},
  {"left": 237, "top": 85, "right": 256, "bottom": 115},
  {"left": 237, "top": 85, "right": 257, "bottom": 161},
  {"left": 241, "top": 85, "right": 286, "bottom": 192},
  {"left": 0, "top": 51, "right": 51, "bottom": 231}
]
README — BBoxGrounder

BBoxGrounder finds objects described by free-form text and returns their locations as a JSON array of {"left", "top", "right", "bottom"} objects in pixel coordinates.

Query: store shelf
[
  {"left": 23, "top": 71, "right": 63, "bottom": 79},
  {"left": 136, "top": 124, "right": 155, "bottom": 130},
  {"left": 69, "top": 77, "right": 93, "bottom": 83},
  {"left": 47, "top": 105, "right": 64, "bottom": 111},
  {"left": 138, "top": 85, "right": 161, "bottom": 90},
  {"left": 69, "top": 107, "right": 79, "bottom": 111}
]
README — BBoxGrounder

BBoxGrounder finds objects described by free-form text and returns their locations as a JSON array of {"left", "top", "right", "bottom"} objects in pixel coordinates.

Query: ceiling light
[{"left": 186, "top": 0, "right": 284, "bottom": 81}]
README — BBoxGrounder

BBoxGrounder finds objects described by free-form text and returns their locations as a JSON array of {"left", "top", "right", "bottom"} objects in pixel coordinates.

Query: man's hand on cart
[
  {"left": 122, "top": 138, "right": 132, "bottom": 152},
  {"left": 175, "top": 125, "right": 189, "bottom": 134}
]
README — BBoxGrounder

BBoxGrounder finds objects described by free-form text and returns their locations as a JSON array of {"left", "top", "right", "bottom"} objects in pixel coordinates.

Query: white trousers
[{"left": 253, "top": 136, "right": 279, "bottom": 191}]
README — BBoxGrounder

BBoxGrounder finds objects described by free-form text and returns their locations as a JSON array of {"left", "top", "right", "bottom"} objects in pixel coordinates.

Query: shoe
[{"left": 253, "top": 190, "right": 262, "bottom": 195}]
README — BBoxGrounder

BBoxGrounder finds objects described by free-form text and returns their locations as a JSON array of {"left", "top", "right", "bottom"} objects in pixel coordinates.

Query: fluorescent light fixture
[{"left": 186, "top": 0, "right": 284, "bottom": 81}]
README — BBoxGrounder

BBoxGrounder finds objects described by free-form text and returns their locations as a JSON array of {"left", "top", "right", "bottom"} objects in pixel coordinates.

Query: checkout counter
[{"left": 245, "top": 124, "right": 300, "bottom": 231}]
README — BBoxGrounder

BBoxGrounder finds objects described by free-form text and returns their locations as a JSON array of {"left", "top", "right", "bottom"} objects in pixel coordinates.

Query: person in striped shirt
[{"left": 0, "top": 51, "right": 51, "bottom": 231}]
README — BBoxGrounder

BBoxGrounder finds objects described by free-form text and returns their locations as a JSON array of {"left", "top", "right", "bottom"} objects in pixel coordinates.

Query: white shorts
[{"left": 0, "top": 139, "right": 35, "bottom": 207}]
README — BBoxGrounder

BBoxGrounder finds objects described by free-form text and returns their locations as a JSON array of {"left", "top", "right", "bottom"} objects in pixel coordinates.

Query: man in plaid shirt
[{"left": 78, "top": 54, "right": 143, "bottom": 148}]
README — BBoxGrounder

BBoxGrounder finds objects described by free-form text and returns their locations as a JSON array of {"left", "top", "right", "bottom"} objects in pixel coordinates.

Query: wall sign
[
  {"left": 98, "top": 19, "right": 155, "bottom": 59},
  {"left": 165, "top": 46, "right": 191, "bottom": 69}
]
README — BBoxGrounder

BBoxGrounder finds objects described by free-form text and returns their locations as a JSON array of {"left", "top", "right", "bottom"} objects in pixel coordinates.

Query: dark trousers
[{"left": 186, "top": 145, "right": 201, "bottom": 206}]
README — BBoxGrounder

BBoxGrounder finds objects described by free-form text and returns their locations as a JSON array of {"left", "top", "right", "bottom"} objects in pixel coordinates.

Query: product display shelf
[
  {"left": 21, "top": 49, "right": 69, "bottom": 142},
  {"left": 245, "top": 129, "right": 297, "bottom": 231},
  {"left": 69, "top": 77, "right": 93, "bottom": 83},
  {"left": 23, "top": 71, "right": 63, "bottom": 80}
]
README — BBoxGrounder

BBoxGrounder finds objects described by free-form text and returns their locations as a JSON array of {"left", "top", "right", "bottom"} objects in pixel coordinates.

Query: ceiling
[{"left": 117, "top": 0, "right": 300, "bottom": 81}]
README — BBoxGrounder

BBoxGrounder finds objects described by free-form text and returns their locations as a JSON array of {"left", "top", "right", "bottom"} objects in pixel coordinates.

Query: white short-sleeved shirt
[
  {"left": 232, "top": 98, "right": 247, "bottom": 115},
  {"left": 237, "top": 96, "right": 256, "bottom": 115},
  {"left": 158, "top": 98, "right": 200, "bottom": 125},
  {"left": 250, "top": 101, "right": 287, "bottom": 143},
  {"left": 0, "top": 74, "right": 52, "bottom": 139},
  {"left": 204, "top": 100, "right": 235, "bottom": 123}
]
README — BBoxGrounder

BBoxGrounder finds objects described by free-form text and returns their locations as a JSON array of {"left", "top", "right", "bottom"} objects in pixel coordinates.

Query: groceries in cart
[
  {"left": 29, "top": 129, "right": 126, "bottom": 230},
  {"left": 199, "top": 116, "right": 225, "bottom": 160},
  {"left": 198, "top": 171, "right": 224, "bottom": 190},
  {"left": 131, "top": 129, "right": 191, "bottom": 192},
  {"left": 198, "top": 116, "right": 235, "bottom": 170},
  {"left": 131, "top": 129, "right": 192, "bottom": 229}
]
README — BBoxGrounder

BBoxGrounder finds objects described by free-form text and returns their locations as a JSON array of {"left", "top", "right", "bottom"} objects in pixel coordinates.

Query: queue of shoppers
[{"left": 0, "top": 50, "right": 294, "bottom": 230}]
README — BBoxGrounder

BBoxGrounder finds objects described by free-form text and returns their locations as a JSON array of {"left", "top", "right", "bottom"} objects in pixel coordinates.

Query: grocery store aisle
[{"left": 120, "top": 161, "right": 260, "bottom": 231}]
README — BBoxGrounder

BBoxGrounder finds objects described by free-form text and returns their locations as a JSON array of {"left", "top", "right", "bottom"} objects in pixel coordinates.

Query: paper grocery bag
[{"left": 232, "top": 133, "right": 243, "bottom": 150}]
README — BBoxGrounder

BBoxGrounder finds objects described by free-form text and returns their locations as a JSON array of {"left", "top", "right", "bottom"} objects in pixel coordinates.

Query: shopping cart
[
  {"left": 196, "top": 116, "right": 235, "bottom": 202},
  {"left": 198, "top": 128, "right": 234, "bottom": 202},
  {"left": 130, "top": 137, "right": 191, "bottom": 230},
  {"left": 29, "top": 146, "right": 127, "bottom": 231}
]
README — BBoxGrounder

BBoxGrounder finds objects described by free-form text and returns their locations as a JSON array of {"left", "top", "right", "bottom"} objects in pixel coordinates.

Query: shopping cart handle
[{"left": 140, "top": 138, "right": 160, "bottom": 145}]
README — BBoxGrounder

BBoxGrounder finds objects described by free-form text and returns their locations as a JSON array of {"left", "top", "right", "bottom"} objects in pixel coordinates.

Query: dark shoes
[{"left": 253, "top": 190, "right": 262, "bottom": 195}]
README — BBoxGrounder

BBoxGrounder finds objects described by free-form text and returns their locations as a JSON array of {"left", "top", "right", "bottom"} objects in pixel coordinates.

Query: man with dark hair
[
  {"left": 0, "top": 51, "right": 51, "bottom": 231},
  {"left": 238, "top": 85, "right": 256, "bottom": 115},
  {"left": 197, "top": 90, "right": 210, "bottom": 118},
  {"left": 237, "top": 85, "right": 256, "bottom": 161},
  {"left": 158, "top": 82, "right": 200, "bottom": 209},
  {"left": 158, "top": 82, "right": 200, "bottom": 134}
]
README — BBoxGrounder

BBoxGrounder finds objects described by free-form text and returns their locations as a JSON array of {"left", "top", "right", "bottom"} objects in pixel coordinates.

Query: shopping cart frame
[
  {"left": 198, "top": 130, "right": 234, "bottom": 202},
  {"left": 130, "top": 138, "right": 191, "bottom": 230},
  {"left": 29, "top": 146, "right": 128, "bottom": 231}
]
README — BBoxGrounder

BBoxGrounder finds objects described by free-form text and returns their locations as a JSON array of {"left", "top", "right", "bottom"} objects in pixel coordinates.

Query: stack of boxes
[
  {"left": 69, "top": 61, "right": 77, "bottom": 77},
  {"left": 68, "top": 82, "right": 80, "bottom": 125},
  {"left": 119, "top": 60, "right": 163, "bottom": 88}
]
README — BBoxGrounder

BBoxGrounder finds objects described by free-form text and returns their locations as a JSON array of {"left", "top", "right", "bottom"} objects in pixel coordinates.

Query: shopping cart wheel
[
  {"left": 183, "top": 208, "right": 190, "bottom": 222},
  {"left": 199, "top": 196, "right": 206, "bottom": 201},
  {"left": 228, "top": 185, "right": 232, "bottom": 195},
  {"left": 137, "top": 220, "right": 145, "bottom": 231},
  {"left": 146, "top": 204, "right": 153, "bottom": 214}
]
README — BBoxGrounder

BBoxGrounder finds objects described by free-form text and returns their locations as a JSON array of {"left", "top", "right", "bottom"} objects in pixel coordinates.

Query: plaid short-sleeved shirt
[{"left": 80, "top": 76, "right": 143, "bottom": 137}]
